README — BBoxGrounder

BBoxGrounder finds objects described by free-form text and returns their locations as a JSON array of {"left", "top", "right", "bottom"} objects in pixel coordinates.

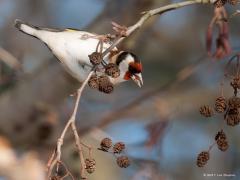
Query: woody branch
[
  {"left": 47, "top": 71, "right": 94, "bottom": 179},
  {"left": 103, "top": 0, "right": 211, "bottom": 57}
]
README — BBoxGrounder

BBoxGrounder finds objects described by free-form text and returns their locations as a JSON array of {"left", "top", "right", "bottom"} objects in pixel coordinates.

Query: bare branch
[
  {"left": 47, "top": 71, "right": 94, "bottom": 179},
  {"left": 103, "top": 0, "right": 211, "bottom": 57}
]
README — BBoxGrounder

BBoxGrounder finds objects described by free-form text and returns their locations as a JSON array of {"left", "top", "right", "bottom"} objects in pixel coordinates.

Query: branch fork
[{"left": 47, "top": 71, "right": 94, "bottom": 179}]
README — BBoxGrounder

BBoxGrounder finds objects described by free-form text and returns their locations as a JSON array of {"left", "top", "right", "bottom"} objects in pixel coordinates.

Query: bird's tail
[{"left": 14, "top": 19, "right": 42, "bottom": 39}]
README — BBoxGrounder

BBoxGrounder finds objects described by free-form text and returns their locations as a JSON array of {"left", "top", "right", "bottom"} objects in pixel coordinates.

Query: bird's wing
[{"left": 63, "top": 32, "right": 116, "bottom": 66}]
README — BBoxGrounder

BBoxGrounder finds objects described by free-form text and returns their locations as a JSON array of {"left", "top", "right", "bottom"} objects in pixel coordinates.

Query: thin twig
[{"left": 60, "top": 161, "right": 75, "bottom": 180}]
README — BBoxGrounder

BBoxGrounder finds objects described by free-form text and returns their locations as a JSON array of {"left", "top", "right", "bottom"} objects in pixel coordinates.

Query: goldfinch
[{"left": 14, "top": 19, "right": 143, "bottom": 87}]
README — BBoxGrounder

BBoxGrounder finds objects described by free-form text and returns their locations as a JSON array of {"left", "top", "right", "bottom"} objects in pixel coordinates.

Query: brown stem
[{"left": 47, "top": 71, "right": 94, "bottom": 179}]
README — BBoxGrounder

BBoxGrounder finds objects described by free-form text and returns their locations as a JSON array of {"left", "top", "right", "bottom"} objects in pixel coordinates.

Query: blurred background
[{"left": 0, "top": 0, "right": 240, "bottom": 179}]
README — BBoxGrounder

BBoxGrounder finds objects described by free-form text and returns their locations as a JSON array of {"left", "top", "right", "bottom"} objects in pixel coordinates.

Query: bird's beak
[{"left": 131, "top": 74, "right": 143, "bottom": 88}]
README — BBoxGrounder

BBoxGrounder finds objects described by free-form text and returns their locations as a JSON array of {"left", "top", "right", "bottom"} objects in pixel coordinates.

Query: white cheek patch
[
  {"left": 119, "top": 62, "right": 128, "bottom": 74},
  {"left": 125, "top": 54, "right": 135, "bottom": 64},
  {"left": 118, "top": 54, "right": 135, "bottom": 72}
]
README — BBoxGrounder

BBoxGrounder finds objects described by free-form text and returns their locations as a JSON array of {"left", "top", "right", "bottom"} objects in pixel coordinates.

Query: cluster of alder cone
[
  {"left": 88, "top": 51, "right": 120, "bottom": 94},
  {"left": 69, "top": 138, "right": 130, "bottom": 178},
  {"left": 196, "top": 54, "right": 240, "bottom": 167},
  {"left": 85, "top": 138, "right": 130, "bottom": 175},
  {"left": 99, "top": 137, "right": 130, "bottom": 168},
  {"left": 214, "top": 0, "right": 238, "bottom": 7},
  {"left": 49, "top": 138, "right": 130, "bottom": 179}
]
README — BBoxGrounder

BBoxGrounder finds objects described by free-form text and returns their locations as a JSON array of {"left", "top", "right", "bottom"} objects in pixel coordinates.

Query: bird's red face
[{"left": 124, "top": 61, "right": 143, "bottom": 87}]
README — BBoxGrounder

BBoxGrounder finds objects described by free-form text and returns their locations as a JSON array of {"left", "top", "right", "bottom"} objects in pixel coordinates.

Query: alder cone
[
  {"left": 215, "top": 130, "right": 226, "bottom": 141},
  {"left": 228, "top": 96, "right": 240, "bottom": 109},
  {"left": 228, "top": 0, "right": 238, "bottom": 5},
  {"left": 199, "top": 105, "right": 213, "bottom": 117},
  {"left": 215, "top": 96, "right": 227, "bottom": 113},
  {"left": 117, "top": 156, "right": 130, "bottom": 168},
  {"left": 88, "top": 74, "right": 99, "bottom": 89},
  {"left": 225, "top": 108, "right": 240, "bottom": 126},
  {"left": 98, "top": 75, "right": 114, "bottom": 94},
  {"left": 99, "top": 83, "right": 114, "bottom": 94},
  {"left": 226, "top": 115, "right": 240, "bottom": 126},
  {"left": 88, "top": 52, "right": 103, "bottom": 65},
  {"left": 196, "top": 151, "right": 209, "bottom": 167},
  {"left": 100, "top": 137, "right": 112, "bottom": 151},
  {"left": 85, "top": 158, "right": 96, "bottom": 174},
  {"left": 214, "top": 0, "right": 227, "bottom": 7},
  {"left": 217, "top": 139, "right": 229, "bottom": 151},
  {"left": 105, "top": 63, "right": 120, "bottom": 78},
  {"left": 113, "top": 142, "right": 125, "bottom": 154},
  {"left": 230, "top": 76, "right": 240, "bottom": 95}
]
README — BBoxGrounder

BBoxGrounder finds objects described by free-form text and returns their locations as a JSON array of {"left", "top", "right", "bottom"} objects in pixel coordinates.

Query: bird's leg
[{"left": 95, "top": 39, "right": 109, "bottom": 67}]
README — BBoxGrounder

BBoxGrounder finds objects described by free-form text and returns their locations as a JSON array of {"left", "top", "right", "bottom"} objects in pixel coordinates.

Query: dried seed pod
[
  {"left": 196, "top": 151, "right": 210, "bottom": 167},
  {"left": 99, "top": 83, "right": 114, "bottom": 94},
  {"left": 217, "top": 139, "right": 229, "bottom": 151},
  {"left": 113, "top": 142, "right": 125, "bottom": 154},
  {"left": 215, "top": 96, "right": 227, "bottom": 113},
  {"left": 88, "top": 52, "right": 103, "bottom": 65},
  {"left": 85, "top": 158, "right": 96, "bottom": 174},
  {"left": 117, "top": 156, "right": 130, "bottom": 168},
  {"left": 98, "top": 75, "right": 114, "bottom": 94},
  {"left": 100, "top": 137, "right": 112, "bottom": 151},
  {"left": 228, "top": 0, "right": 238, "bottom": 5},
  {"left": 214, "top": 0, "right": 227, "bottom": 7},
  {"left": 228, "top": 96, "right": 240, "bottom": 109},
  {"left": 215, "top": 130, "right": 226, "bottom": 141},
  {"left": 88, "top": 74, "right": 99, "bottom": 89},
  {"left": 199, "top": 105, "right": 213, "bottom": 117},
  {"left": 225, "top": 108, "right": 240, "bottom": 126},
  {"left": 105, "top": 63, "right": 120, "bottom": 78}
]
